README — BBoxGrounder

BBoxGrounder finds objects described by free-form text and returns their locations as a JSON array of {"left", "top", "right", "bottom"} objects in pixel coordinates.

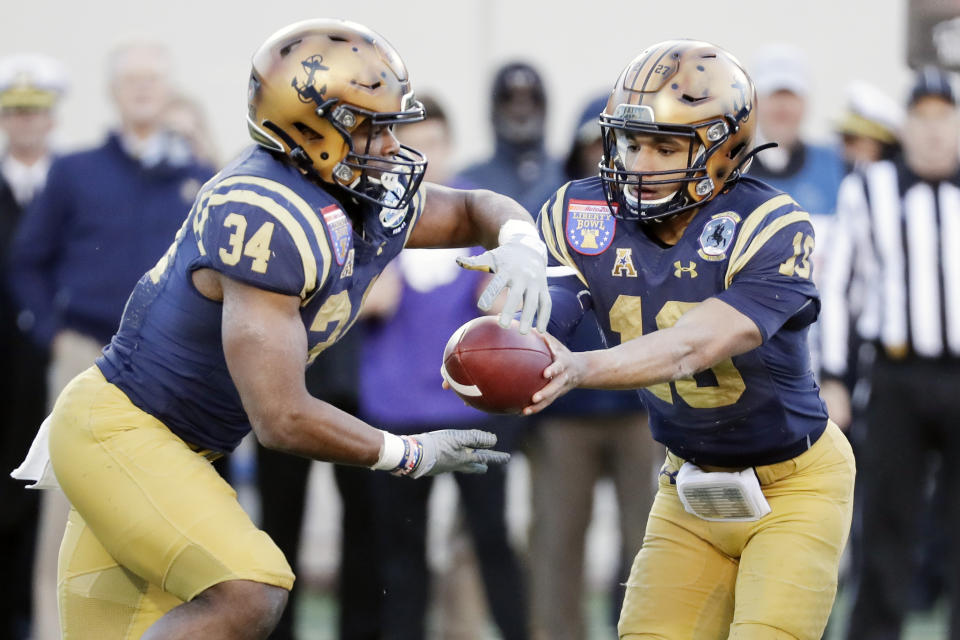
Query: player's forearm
[
  {"left": 577, "top": 325, "right": 707, "bottom": 390},
  {"left": 254, "top": 397, "right": 384, "bottom": 466},
  {"left": 221, "top": 278, "right": 390, "bottom": 467},
  {"left": 576, "top": 298, "right": 761, "bottom": 391},
  {"left": 463, "top": 189, "right": 535, "bottom": 249}
]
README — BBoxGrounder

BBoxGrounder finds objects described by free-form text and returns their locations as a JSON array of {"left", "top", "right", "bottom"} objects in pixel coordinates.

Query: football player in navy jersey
[
  {"left": 22, "top": 19, "right": 550, "bottom": 640},
  {"left": 524, "top": 41, "right": 855, "bottom": 639}
]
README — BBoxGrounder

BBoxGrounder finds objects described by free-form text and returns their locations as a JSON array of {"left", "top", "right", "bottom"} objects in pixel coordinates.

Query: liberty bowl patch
[
  {"left": 566, "top": 199, "right": 616, "bottom": 255},
  {"left": 698, "top": 214, "right": 737, "bottom": 258},
  {"left": 322, "top": 204, "right": 353, "bottom": 265}
]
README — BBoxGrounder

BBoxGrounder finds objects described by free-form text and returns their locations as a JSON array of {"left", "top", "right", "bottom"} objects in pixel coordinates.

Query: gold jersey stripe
[
  {"left": 192, "top": 190, "right": 214, "bottom": 256},
  {"left": 538, "top": 199, "right": 560, "bottom": 261},
  {"left": 724, "top": 194, "right": 797, "bottom": 285},
  {"left": 725, "top": 211, "right": 812, "bottom": 286},
  {"left": 215, "top": 175, "right": 333, "bottom": 294},
  {"left": 548, "top": 184, "right": 589, "bottom": 286},
  {"left": 550, "top": 184, "right": 571, "bottom": 265},
  {"left": 206, "top": 189, "right": 318, "bottom": 297}
]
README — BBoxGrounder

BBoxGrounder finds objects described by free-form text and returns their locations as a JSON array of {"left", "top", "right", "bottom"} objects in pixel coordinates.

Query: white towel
[{"left": 10, "top": 416, "right": 61, "bottom": 490}]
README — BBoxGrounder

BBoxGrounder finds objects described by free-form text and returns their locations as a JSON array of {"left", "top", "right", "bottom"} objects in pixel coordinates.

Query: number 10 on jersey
[{"left": 608, "top": 295, "right": 746, "bottom": 409}]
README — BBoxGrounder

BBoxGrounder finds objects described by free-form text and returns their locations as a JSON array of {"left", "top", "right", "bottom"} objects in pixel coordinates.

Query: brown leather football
[{"left": 441, "top": 316, "right": 552, "bottom": 414}]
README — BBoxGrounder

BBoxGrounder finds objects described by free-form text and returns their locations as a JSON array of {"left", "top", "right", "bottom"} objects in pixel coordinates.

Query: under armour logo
[
  {"left": 659, "top": 467, "right": 679, "bottom": 485},
  {"left": 673, "top": 260, "right": 697, "bottom": 278}
]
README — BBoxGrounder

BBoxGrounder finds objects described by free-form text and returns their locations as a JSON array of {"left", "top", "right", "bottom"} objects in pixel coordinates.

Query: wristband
[
  {"left": 392, "top": 437, "right": 423, "bottom": 476},
  {"left": 371, "top": 431, "right": 406, "bottom": 470},
  {"left": 499, "top": 219, "right": 547, "bottom": 259}
]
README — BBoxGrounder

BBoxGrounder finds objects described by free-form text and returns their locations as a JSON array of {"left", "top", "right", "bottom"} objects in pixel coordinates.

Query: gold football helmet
[
  {"left": 247, "top": 19, "right": 426, "bottom": 211},
  {"left": 599, "top": 40, "right": 757, "bottom": 223}
]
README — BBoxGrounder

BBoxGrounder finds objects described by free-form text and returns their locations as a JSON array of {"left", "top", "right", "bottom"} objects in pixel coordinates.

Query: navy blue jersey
[
  {"left": 540, "top": 176, "right": 828, "bottom": 467},
  {"left": 97, "top": 146, "right": 424, "bottom": 452}
]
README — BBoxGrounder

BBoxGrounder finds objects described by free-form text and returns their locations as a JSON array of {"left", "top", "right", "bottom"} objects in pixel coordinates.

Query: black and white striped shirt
[{"left": 820, "top": 159, "right": 960, "bottom": 377}]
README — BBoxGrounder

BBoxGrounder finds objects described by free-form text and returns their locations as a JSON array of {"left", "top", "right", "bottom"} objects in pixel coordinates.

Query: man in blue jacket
[
  {"left": 451, "top": 62, "right": 564, "bottom": 215},
  {"left": 7, "top": 40, "right": 214, "bottom": 640},
  {"left": 0, "top": 52, "right": 67, "bottom": 640}
]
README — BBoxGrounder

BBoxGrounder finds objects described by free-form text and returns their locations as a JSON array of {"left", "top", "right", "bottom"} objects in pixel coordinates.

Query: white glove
[
  {"left": 457, "top": 220, "right": 551, "bottom": 334},
  {"left": 372, "top": 429, "right": 510, "bottom": 478}
]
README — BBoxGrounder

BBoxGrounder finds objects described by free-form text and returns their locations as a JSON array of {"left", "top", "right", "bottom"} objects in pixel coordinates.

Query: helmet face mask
[
  {"left": 327, "top": 102, "right": 428, "bottom": 215},
  {"left": 247, "top": 19, "right": 428, "bottom": 213},
  {"left": 598, "top": 40, "right": 756, "bottom": 224}
]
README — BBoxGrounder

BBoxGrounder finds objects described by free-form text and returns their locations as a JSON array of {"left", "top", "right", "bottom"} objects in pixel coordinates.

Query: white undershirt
[{"left": 1, "top": 154, "right": 51, "bottom": 207}]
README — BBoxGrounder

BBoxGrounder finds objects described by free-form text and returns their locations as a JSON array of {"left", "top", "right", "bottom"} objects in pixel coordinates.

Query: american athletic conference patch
[
  {"left": 566, "top": 199, "right": 616, "bottom": 255},
  {"left": 321, "top": 204, "right": 353, "bottom": 265}
]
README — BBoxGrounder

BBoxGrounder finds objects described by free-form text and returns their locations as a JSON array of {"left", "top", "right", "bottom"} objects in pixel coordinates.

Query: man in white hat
[
  {"left": 749, "top": 44, "right": 846, "bottom": 223},
  {"left": 5, "top": 41, "right": 217, "bottom": 640},
  {"left": 0, "top": 54, "right": 66, "bottom": 208},
  {"left": 0, "top": 52, "right": 66, "bottom": 640},
  {"left": 835, "top": 81, "right": 903, "bottom": 170}
]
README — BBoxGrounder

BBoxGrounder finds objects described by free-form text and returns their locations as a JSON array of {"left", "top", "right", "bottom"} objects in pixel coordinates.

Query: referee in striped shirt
[{"left": 820, "top": 66, "right": 960, "bottom": 639}]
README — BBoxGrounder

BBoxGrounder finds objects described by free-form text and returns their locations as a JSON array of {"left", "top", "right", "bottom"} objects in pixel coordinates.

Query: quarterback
[
  {"left": 26, "top": 19, "right": 549, "bottom": 639},
  {"left": 528, "top": 41, "right": 855, "bottom": 639}
]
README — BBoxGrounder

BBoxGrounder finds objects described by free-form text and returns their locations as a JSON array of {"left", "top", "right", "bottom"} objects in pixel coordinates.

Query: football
[{"left": 441, "top": 316, "right": 553, "bottom": 414}]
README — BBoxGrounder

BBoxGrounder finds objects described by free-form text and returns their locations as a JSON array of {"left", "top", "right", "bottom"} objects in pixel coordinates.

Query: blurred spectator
[
  {"left": 527, "top": 94, "right": 658, "bottom": 640},
  {"left": 442, "top": 65, "right": 563, "bottom": 637},
  {"left": 0, "top": 52, "right": 65, "bottom": 640},
  {"left": 562, "top": 95, "right": 607, "bottom": 181},
  {"left": 164, "top": 92, "right": 220, "bottom": 167},
  {"left": 819, "top": 66, "right": 960, "bottom": 639},
  {"left": 403, "top": 95, "right": 455, "bottom": 185},
  {"left": 835, "top": 81, "right": 903, "bottom": 171},
  {"left": 353, "top": 95, "right": 529, "bottom": 640},
  {"left": 824, "top": 82, "right": 903, "bottom": 411},
  {"left": 750, "top": 44, "right": 845, "bottom": 226},
  {"left": 445, "top": 65, "right": 566, "bottom": 635},
  {"left": 7, "top": 40, "right": 214, "bottom": 640},
  {"left": 451, "top": 62, "right": 564, "bottom": 215},
  {"left": 749, "top": 44, "right": 847, "bottom": 398}
]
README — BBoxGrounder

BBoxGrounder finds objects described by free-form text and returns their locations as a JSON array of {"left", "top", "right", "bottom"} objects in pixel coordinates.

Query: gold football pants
[
  {"left": 618, "top": 422, "right": 855, "bottom": 639},
  {"left": 48, "top": 366, "right": 294, "bottom": 639}
]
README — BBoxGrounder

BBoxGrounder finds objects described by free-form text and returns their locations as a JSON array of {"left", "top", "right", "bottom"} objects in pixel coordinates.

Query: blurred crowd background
[
  {"left": 0, "top": 0, "right": 916, "bottom": 167},
  {"left": 3, "top": 0, "right": 960, "bottom": 639}
]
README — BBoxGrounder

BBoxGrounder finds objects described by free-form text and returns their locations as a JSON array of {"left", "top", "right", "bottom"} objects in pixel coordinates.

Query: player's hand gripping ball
[{"left": 441, "top": 316, "right": 552, "bottom": 414}]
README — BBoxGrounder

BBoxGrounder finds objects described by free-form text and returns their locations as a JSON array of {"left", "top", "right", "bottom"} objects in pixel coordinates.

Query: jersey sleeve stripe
[
  {"left": 550, "top": 184, "right": 571, "bottom": 264},
  {"left": 216, "top": 175, "right": 333, "bottom": 292},
  {"left": 403, "top": 190, "right": 426, "bottom": 246},
  {"left": 539, "top": 198, "right": 560, "bottom": 258},
  {"left": 207, "top": 189, "right": 318, "bottom": 297},
  {"left": 725, "top": 211, "right": 812, "bottom": 286},
  {"left": 192, "top": 190, "right": 214, "bottom": 256},
  {"left": 547, "top": 184, "right": 589, "bottom": 286},
  {"left": 724, "top": 193, "right": 798, "bottom": 284}
]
